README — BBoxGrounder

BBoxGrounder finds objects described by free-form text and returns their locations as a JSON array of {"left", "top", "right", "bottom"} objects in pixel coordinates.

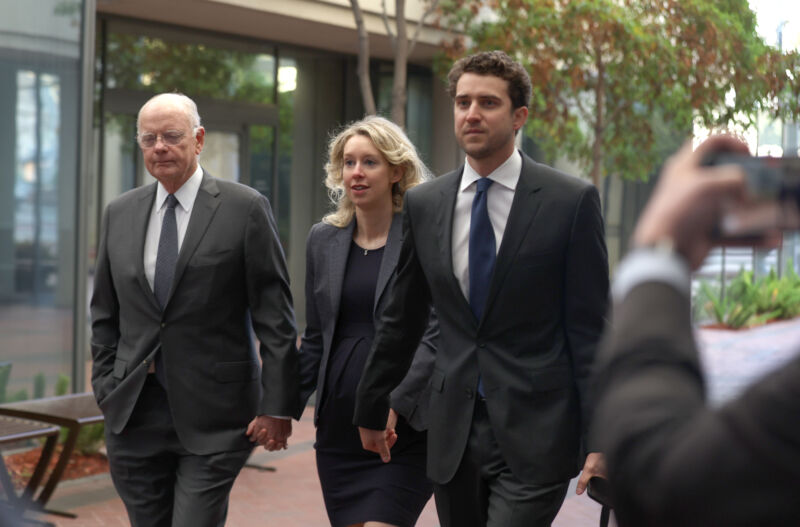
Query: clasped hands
[{"left": 246, "top": 415, "right": 292, "bottom": 451}]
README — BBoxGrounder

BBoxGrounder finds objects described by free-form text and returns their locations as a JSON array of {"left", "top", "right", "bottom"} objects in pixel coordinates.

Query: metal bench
[
  {"left": 0, "top": 393, "right": 103, "bottom": 517},
  {"left": 0, "top": 415, "right": 60, "bottom": 525}
]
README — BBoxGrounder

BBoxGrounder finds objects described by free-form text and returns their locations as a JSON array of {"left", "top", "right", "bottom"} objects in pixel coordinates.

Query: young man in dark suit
[
  {"left": 355, "top": 51, "right": 609, "bottom": 527},
  {"left": 91, "top": 93, "right": 301, "bottom": 527}
]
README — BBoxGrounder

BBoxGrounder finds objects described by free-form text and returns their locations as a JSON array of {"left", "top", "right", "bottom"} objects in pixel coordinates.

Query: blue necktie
[
  {"left": 153, "top": 194, "right": 178, "bottom": 387},
  {"left": 469, "top": 177, "right": 495, "bottom": 320},
  {"left": 469, "top": 178, "right": 495, "bottom": 398}
]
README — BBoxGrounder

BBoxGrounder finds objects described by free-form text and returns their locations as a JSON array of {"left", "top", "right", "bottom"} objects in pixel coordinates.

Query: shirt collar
[
  {"left": 459, "top": 150, "right": 522, "bottom": 192},
  {"left": 155, "top": 165, "right": 204, "bottom": 212}
]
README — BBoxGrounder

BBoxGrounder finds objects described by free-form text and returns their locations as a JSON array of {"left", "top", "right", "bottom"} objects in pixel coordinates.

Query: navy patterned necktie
[
  {"left": 469, "top": 177, "right": 496, "bottom": 320},
  {"left": 153, "top": 194, "right": 178, "bottom": 388},
  {"left": 469, "top": 178, "right": 494, "bottom": 398},
  {"left": 154, "top": 194, "right": 179, "bottom": 310}
]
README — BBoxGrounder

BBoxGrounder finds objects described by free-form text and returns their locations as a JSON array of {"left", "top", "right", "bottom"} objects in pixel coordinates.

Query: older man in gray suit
[{"left": 91, "top": 93, "right": 301, "bottom": 527}]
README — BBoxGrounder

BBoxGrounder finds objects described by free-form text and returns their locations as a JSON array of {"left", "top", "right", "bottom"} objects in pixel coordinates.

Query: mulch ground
[{"left": 4, "top": 445, "right": 109, "bottom": 490}]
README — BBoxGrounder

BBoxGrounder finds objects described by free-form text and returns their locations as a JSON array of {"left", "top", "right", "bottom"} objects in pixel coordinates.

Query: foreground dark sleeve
[
  {"left": 245, "top": 194, "right": 302, "bottom": 419},
  {"left": 354, "top": 197, "right": 432, "bottom": 430},
  {"left": 592, "top": 282, "right": 800, "bottom": 527}
]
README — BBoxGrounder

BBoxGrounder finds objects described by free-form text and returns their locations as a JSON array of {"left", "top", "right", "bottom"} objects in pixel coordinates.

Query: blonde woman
[{"left": 299, "top": 116, "right": 437, "bottom": 527}]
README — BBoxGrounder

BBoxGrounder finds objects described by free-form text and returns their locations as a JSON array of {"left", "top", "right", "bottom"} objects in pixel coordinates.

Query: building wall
[{"left": 91, "top": 1, "right": 456, "bottom": 332}]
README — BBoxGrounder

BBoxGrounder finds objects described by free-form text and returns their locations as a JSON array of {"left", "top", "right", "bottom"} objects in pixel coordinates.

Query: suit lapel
[
  {"left": 167, "top": 171, "right": 221, "bottom": 307},
  {"left": 485, "top": 154, "right": 543, "bottom": 316},
  {"left": 437, "top": 170, "right": 474, "bottom": 319},
  {"left": 134, "top": 184, "right": 160, "bottom": 310},
  {"left": 328, "top": 220, "right": 354, "bottom": 322},
  {"left": 374, "top": 213, "right": 402, "bottom": 313}
]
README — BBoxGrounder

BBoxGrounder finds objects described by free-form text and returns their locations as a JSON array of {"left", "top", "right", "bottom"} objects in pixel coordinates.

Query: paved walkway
[
  {"left": 23, "top": 317, "right": 800, "bottom": 527},
  {"left": 33, "top": 405, "right": 604, "bottom": 527}
]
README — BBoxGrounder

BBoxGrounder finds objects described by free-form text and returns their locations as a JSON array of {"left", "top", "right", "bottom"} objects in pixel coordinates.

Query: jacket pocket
[
  {"left": 214, "top": 360, "right": 259, "bottom": 383},
  {"left": 112, "top": 359, "right": 127, "bottom": 380},
  {"left": 430, "top": 368, "right": 445, "bottom": 393}
]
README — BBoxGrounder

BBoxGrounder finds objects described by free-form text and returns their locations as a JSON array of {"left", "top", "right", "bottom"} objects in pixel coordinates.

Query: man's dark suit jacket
[
  {"left": 91, "top": 171, "right": 302, "bottom": 455},
  {"left": 298, "top": 214, "right": 438, "bottom": 431},
  {"left": 592, "top": 280, "right": 800, "bottom": 526},
  {"left": 354, "top": 151, "right": 608, "bottom": 485}
]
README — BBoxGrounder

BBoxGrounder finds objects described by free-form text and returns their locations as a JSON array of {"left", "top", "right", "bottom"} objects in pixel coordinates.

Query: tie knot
[
  {"left": 165, "top": 194, "right": 178, "bottom": 209},
  {"left": 476, "top": 177, "right": 493, "bottom": 193}
]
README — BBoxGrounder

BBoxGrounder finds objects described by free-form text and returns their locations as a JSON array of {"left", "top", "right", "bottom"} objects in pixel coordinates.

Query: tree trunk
[
  {"left": 391, "top": 0, "right": 408, "bottom": 128},
  {"left": 590, "top": 51, "right": 605, "bottom": 189},
  {"left": 350, "top": 0, "right": 377, "bottom": 115}
]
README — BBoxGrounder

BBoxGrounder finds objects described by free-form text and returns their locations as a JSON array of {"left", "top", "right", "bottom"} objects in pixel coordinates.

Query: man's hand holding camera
[{"left": 632, "top": 134, "right": 781, "bottom": 270}]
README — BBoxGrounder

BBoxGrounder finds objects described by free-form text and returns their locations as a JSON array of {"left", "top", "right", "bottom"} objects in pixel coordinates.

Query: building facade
[{"left": 0, "top": 0, "right": 458, "bottom": 398}]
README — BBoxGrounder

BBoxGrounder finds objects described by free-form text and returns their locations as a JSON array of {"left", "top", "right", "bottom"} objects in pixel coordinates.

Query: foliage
[
  {"left": 103, "top": 33, "right": 275, "bottom": 105},
  {"left": 697, "top": 266, "right": 800, "bottom": 329},
  {"left": 55, "top": 374, "right": 70, "bottom": 396},
  {"left": 73, "top": 423, "right": 106, "bottom": 455},
  {"left": 437, "top": 0, "right": 800, "bottom": 185},
  {"left": 0, "top": 363, "right": 10, "bottom": 403},
  {"left": 8, "top": 390, "right": 29, "bottom": 403},
  {"left": 33, "top": 373, "right": 46, "bottom": 399}
]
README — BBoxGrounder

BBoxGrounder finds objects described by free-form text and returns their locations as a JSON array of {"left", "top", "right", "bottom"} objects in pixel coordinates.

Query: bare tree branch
[
  {"left": 409, "top": 0, "right": 439, "bottom": 56},
  {"left": 391, "top": 0, "right": 408, "bottom": 126},
  {"left": 381, "top": 0, "right": 397, "bottom": 53},
  {"left": 350, "top": 0, "right": 377, "bottom": 115}
]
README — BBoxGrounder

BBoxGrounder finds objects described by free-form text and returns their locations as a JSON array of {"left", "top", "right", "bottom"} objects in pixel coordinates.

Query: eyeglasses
[{"left": 137, "top": 130, "right": 187, "bottom": 148}]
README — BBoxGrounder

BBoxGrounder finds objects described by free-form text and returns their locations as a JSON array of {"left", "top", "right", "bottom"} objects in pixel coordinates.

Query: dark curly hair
[{"left": 447, "top": 51, "right": 532, "bottom": 110}]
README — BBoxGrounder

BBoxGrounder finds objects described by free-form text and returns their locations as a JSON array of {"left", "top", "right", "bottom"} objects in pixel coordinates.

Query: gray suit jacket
[
  {"left": 355, "top": 151, "right": 609, "bottom": 485},
  {"left": 91, "top": 171, "right": 302, "bottom": 455},
  {"left": 298, "top": 214, "right": 438, "bottom": 431}
]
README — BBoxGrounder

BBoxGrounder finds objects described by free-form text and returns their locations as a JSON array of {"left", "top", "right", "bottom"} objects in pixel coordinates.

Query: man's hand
[
  {"left": 246, "top": 415, "right": 292, "bottom": 451},
  {"left": 575, "top": 452, "right": 606, "bottom": 495},
  {"left": 632, "top": 135, "right": 756, "bottom": 270},
  {"left": 386, "top": 408, "right": 398, "bottom": 436},
  {"left": 358, "top": 426, "right": 397, "bottom": 463}
]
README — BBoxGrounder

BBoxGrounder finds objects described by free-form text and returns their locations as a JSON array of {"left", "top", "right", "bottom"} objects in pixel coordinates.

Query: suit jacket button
[
  {"left": 142, "top": 359, "right": 148, "bottom": 365},
  {"left": 465, "top": 388, "right": 474, "bottom": 399},
  {"left": 161, "top": 323, "right": 166, "bottom": 328}
]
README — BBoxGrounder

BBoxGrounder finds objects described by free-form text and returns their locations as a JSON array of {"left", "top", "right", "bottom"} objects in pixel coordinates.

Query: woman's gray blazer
[{"left": 298, "top": 213, "right": 438, "bottom": 431}]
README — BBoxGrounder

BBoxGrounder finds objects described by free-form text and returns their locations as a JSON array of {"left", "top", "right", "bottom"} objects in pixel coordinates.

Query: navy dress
[{"left": 315, "top": 241, "right": 432, "bottom": 527}]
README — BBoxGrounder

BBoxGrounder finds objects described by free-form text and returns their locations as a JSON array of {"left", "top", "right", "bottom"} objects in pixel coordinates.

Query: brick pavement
[
  {"left": 30, "top": 404, "right": 604, "bottom": 527},
  {"left": 21, "top": 317, "right": 800, "bottom": 526}
]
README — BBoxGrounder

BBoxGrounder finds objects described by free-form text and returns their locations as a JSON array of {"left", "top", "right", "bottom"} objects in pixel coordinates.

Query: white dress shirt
[
  {"left": 143, "top": 165, "right": 204, "bottom": 290},
  {"left": 611, "top": 247, "right": 691, "bottom": 302},
  {"left": 452, "top": 150, "right": 522, "bottom": 300}
]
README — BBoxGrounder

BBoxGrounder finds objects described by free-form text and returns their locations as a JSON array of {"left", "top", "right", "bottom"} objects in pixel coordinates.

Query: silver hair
[{"left": 136, "top": 92, "right": 202, "bottom": 134}]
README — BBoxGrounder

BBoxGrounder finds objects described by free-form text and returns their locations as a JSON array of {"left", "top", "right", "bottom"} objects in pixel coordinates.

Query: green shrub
[
  {"left": 698, "top": 265, "right": 800, "bottom": 329},
  {"left": 54, "top": 374, "right": 70, "bottom": 396},
  {"left": 75, "top": 423, "right": 105, "bottom": 455},
  {"left": 33, "top": 373, "right": 46, "bottom": 399}
]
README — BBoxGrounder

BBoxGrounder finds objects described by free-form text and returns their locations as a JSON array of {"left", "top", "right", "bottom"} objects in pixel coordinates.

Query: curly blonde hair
[{"left": 323, "top": 116, "right": 430, "bottom": 227}]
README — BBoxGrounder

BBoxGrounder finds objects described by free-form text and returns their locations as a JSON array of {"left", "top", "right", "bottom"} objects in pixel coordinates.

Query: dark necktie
[
  {"left": 469, "top": 177, "right": 496, "bottom": 320},
  {"left": 154, "top": 194, "right": 179, "bottom": 309},
  {"left": 152, "top": 194, "right": 178, "bottom": 387},
  {"left": 469, "top": 177, "right": 495, "bottom": 398}
]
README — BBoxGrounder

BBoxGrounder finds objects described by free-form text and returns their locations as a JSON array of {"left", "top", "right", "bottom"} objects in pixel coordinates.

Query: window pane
[
  {"left": 105, "top": 29, "right": 275, "bottom": 105},
  {"left": 0, "top": 1, "right": 82, "bottom": 400}
]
